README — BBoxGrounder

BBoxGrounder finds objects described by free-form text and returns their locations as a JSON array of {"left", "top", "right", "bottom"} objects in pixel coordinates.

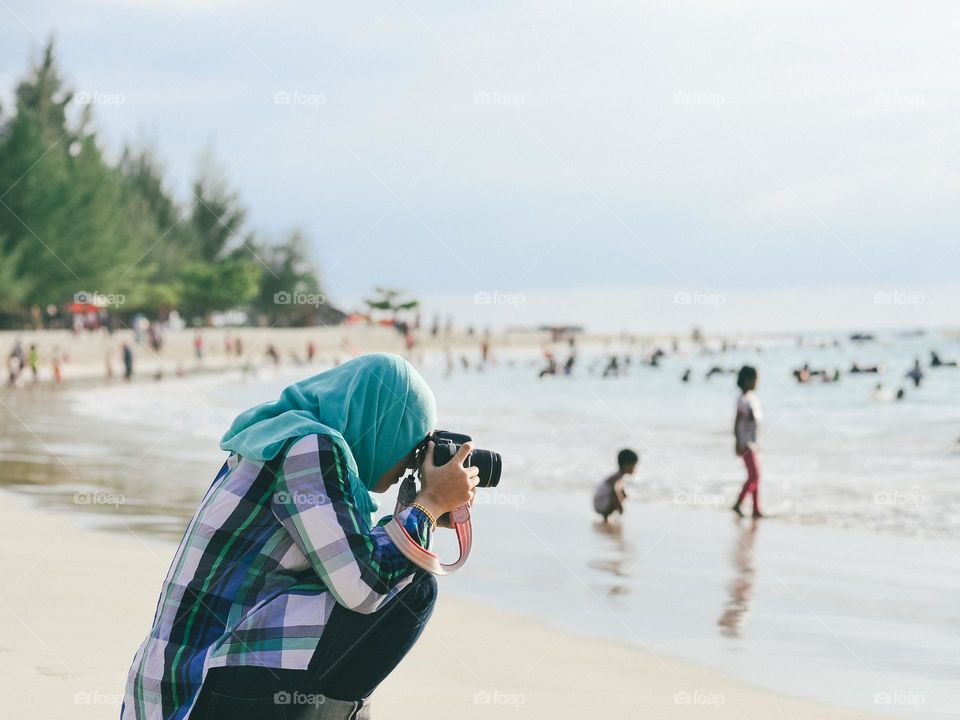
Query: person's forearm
[{"left": 276, "top": 436, "right": 428, "bottom": 613}]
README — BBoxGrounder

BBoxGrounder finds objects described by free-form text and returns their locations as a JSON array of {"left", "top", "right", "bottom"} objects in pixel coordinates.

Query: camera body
[{"left": 422, "top": 430, "right": 502, "bottom": 488}]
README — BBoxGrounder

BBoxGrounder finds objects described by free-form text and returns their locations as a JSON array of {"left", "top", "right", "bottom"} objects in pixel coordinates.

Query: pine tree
[{"left": 0, "top": 39, "right": 152, "bottom": 312}]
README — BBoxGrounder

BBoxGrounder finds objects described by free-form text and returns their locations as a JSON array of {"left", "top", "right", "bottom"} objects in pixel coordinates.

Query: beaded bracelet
[{"left": 409, "top": 502, "right": 438, "bottom": 529}]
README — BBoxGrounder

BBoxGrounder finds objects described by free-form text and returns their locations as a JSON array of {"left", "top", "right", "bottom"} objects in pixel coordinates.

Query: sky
[{"left": 2, "top": 1, "right": 959, "bottom": 333}]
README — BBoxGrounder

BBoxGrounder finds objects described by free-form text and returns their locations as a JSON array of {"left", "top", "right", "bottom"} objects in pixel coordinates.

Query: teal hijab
[{"left": 220, "top": 353, "right": 437, "bottom": 518}]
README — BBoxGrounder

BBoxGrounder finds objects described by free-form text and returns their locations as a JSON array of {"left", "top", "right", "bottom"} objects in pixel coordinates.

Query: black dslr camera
[{"left": 419, "top": 430, "right": 502, "bottom": 488}]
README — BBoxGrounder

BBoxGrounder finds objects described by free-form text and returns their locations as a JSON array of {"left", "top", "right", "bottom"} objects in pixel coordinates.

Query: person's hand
[
  {"left": 415, "top": 440, "right": 480, "bottom": 521},
  {"left": 436, "top": 488, "right": 479, "bottom": 529}
]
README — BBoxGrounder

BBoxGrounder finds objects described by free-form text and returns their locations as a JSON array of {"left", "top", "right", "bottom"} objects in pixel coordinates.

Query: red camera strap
[{"left": 384, "top": 477, "right": 473, "bottom": 576}]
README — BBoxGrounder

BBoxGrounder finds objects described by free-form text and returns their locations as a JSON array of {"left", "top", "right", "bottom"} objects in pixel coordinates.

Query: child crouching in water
[{"left": 593, "top": 448, "right": 639, "bottom": 523}]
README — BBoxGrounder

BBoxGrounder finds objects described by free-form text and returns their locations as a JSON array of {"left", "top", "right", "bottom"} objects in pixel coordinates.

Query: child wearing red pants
[{"left": 732, "top": 365, "right": 764, "bottom": 518}]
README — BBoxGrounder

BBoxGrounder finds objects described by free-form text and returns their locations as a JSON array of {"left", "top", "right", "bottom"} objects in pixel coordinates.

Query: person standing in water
[
  {"left": 732, "top": 365, "right": 764, "bottom": 518},
  {"left": 906, "top": 358, "right": 924, "bottom": 388},
  {"left": 593, "top": 448, "right": 639, "bottom": 523}
]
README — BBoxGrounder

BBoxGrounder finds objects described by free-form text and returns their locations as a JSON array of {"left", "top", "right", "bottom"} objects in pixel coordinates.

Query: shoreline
[
  {"left": 4, "top": 322, "right": 914, "bottom": 387},
  {"left": 0, "top": 325, "right": 639, "bottom": 386},
  {"left": 0, "top": 491, "right": 886, "bottom": 719}
]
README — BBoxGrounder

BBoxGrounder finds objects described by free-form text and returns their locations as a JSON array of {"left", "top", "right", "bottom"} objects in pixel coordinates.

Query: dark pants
[{"left": 192, "top": 573, "right": 437, "bottom": 719}]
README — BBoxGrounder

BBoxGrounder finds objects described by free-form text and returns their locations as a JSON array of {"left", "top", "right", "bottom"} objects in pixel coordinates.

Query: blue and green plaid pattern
[{"left": 121, "top": 433, "right": 431, "bottom": 720}]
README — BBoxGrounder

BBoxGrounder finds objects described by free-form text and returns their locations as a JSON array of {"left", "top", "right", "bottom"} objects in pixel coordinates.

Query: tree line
[{"left": 0, "top": 40, "right": 342, "bottom": 330}]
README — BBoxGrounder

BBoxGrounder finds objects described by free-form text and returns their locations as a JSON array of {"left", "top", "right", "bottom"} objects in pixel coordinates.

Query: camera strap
[{"left": 383, "top": 476, "right": 473, "bottom": 576}]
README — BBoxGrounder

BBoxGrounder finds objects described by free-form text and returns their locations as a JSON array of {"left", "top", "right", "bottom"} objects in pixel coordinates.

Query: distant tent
[{"left": 66, "top": 301, "right": 102, "bottom": 314}]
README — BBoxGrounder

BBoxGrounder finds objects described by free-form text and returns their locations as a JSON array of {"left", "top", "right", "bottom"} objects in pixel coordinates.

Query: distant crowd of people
[
  {"left": 5, "top": 327, "right": 322, "bottom": 387},
  {"left": 6, "top": 324, "right": 957, "bottom": 533},
  {"left": 6, "top": 340, "right": 63, "bottom": 386}
]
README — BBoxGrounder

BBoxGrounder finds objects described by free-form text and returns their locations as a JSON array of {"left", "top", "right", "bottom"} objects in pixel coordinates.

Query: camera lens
[
  {"left": 470, "top": 449, "right": 502, "bottom": 488},
  {"left": 429, "top": 434, "right": 502, "bottom": 488}
]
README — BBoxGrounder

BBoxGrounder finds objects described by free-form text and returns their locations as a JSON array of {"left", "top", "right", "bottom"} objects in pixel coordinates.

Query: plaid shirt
[{"left": 121, "top": 433, "right": 432, "bottom": 720}]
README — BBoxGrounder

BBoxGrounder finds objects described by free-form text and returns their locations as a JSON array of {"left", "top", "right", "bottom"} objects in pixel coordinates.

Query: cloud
[{"left": 5, "top": 0, "right": 960, "bottom": 308}]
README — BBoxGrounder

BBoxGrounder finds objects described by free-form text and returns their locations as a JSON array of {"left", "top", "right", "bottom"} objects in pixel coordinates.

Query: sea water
[{"left": 63, "top": 332, "right": 960, "bottom": 540}]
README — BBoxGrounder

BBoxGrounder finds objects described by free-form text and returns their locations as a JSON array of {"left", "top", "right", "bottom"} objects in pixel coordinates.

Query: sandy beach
[{"left": 0, "top": 491, "right": 889, "bottom": 719}]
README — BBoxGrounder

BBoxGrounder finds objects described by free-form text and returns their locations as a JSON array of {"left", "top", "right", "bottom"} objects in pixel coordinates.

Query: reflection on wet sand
[
  {"left": 589, "top": 520, "right": 631, "bottom": 595},
  {"left": 0, "top": 387, "right": 212, "bottom": 540},
  {"left": 718, "top": 516, "right": 760, "bottom": 638}
]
